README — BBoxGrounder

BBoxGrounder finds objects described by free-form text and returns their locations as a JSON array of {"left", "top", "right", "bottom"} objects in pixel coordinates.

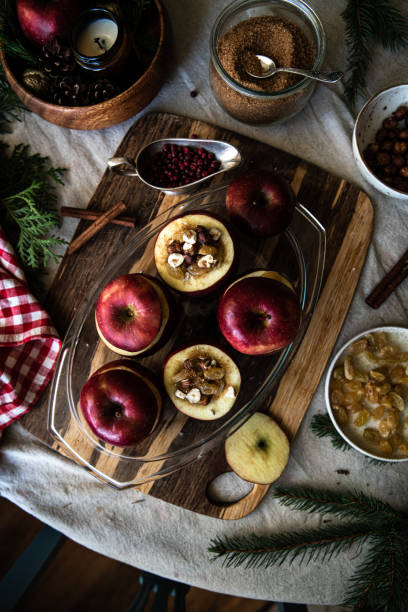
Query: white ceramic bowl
[
  {"left": 352, "top": 83, "right": 408, "bottom": 200},
  {"left": 324, "top": 326, "right": 408, "bottom": 462}
]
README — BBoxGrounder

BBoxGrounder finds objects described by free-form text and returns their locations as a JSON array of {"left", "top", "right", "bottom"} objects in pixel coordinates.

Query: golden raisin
[
  {"left": 334, "top": 406, "right": 348, "bottom": 425},
  {"left": 363, "top": 428, "right": 381, "bottom": 443},
  {"left": 379, "top": 440, "right": 393, "bottom": 455},
  {"left": 349, "top": 338, "right": 368, "bottom": 354},
  {"left": 372, "top": 405, "right": 385, "bottom": 420},
  {"left": 354, "top": 409, "right": 370, "bottom": 427}
]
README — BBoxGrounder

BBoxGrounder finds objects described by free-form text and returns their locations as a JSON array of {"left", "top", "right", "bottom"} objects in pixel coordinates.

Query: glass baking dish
[{"left": 48, "top": 186, "right": 326, "bottom": 488}]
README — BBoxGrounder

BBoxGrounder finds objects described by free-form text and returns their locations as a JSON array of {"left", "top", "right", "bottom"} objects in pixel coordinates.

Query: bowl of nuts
[
  {"left": 325, "top": 327, "right": 408, "bottom": 462},
  {"left": 352, "top": 84, "right": 408, "bottom": 200}
]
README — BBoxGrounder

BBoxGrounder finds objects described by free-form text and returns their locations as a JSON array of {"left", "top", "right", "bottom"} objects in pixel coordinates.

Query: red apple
[
  {"left": 217, "top": 270, "right": 302, "bottom": 355},
  {"left": 16, "top": 0, "right": 81, "bottom": 48},
  {"left": 95, "top": 273, "right": 174, "bottom": 357},
  {"left": 225, "top": 170, "right": 295, "bottom": 237},
  {"left": 154, "top": 211, "right": 237, "bottom": 296},
  {"left": 80, "top": 360, "right": 162, "bottom": 447}
]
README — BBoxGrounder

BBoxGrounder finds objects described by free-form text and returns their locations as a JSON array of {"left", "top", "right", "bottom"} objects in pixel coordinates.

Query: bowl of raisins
[
  {"left": 325, "top": 326, "right": 408, "bottom": 462},
  {"left": 352, "top": 84, "right": 408, "bottom": 200}
]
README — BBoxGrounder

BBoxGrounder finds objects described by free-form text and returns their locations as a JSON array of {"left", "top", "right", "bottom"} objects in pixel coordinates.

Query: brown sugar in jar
[{"left": 209, "top": 1, "right": 325, "bottom": 124}]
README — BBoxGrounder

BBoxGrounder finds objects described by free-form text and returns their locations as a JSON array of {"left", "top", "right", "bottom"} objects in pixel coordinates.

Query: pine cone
[
  {"left": 52, "top": 75, "right": 90, "bottom": 107},
  {"left": 87, "top": 78, "right": 120, "bottom": 104},
  {"left": 38, "top": 37, "right": 76, "bottom": 80}
]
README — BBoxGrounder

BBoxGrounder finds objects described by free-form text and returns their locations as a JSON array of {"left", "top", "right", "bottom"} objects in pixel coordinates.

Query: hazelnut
[
  {"left": 400, "top": 166, "right": 408, "bottom": 178},
  {"left": 381, "top": 140, "right": 393, "bottom": 152},
  {"left": 393, "top": 141, "right": 407, "bottom": 154},
  {"left": 384, "top": 164, "right": 398, "bottom": 176},
  {"left": 392, "top": 155, "right": 405, "bottom": 168},
  {"left": 376, "top": 128, "right": 388, "bottom": 143},
  {"left": 168, "top": 253, "right": 184, "bottom": 268},
  {"left": 393, "top": 105, "right": 408, "bottom": 120},
  {"left": 376, "top": 152, "right": 391, "bottom": 166},
  {"left": 383, "top": 117, "right": 398, "bottom": 129}
]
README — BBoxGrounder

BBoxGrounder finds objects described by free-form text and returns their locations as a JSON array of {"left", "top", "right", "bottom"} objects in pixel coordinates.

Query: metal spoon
[
  {"left": 108, "top": 138, "right": 242, "bottom": 195},
  {"left": 246, "top": 54, "right": 343, "bottom": 84}
]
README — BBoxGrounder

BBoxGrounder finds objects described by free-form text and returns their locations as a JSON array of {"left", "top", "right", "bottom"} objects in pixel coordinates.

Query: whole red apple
[
  {"left": 95, "top": 274, "right": 168, "bottom": 357},
  {"left": 16, "top": 0, "right": 81, "bottom": 48},
  {"left": 80, "top": 362, "right": 162, "bottom": 447},
  {"left": 217, "top": 271, "right": 301, "bottom": 355},
  {"left": 225, "top": 170, "right": 295, "bottom": 237}
]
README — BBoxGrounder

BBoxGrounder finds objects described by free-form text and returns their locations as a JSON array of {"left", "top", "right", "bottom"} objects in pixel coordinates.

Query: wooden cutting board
[{"left": 20, "top": 112, "right": 373, "bottom": 519}]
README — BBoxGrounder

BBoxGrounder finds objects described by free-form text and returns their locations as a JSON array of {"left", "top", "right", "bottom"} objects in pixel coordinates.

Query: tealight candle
[
  {"left": 75, "top": 18, "right": 119, "bottom": 57},
  {"left": 71, "top": 7, "right": 131, "bottom": 76}
]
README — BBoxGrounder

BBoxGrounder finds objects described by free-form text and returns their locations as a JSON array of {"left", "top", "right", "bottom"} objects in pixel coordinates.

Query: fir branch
[
  {"left": 342, "top": 530, "right": 408, "bottom": 612},
  {"left": 274, "top": 487, "right": 407, "bottom": 525},
  {"left": 209, "top": 523, "right": 375, "bottom": 569},
  {"left": 310, "top": 413, "right": 351, "bottom": 451},
  {"left": 341, "top": 0, "right": 408, "bottom": 112}
]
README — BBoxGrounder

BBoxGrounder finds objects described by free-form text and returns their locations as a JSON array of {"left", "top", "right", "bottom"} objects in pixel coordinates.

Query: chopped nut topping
[
  {"left": 198, "top": 254, "right": 217, "bottom": 268},
  {"left": 224, "top": 385, "right": 236, "bottom": 399},
  {"left": 172, "top": 354, "right": 230, "bottom": 406},
  {"left": 166, "top": 224, "right": 222, "bottom": 280},
  {"left": 186, "top": 388, "right": 201, "bottom": 403},
  {"left": 182, "top": 229, "right": 197, "bottom": 244},
  {"left": 168, "top": 253, "right": 184, "bottom": 268}
]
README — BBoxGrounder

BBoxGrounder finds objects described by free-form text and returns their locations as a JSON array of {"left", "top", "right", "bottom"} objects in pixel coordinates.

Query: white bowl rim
[
  {"left": 324, "top": 325, "right": 408, "bottom": 462},
  {"left": 353, "top": 83, "right": 408, "bottom": 199}
]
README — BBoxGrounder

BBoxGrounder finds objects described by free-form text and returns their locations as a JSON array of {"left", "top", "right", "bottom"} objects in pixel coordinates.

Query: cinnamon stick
[
  {"left": 67, "top": 201, "right": 127, "bottom": 255},
  {"left": 365, "top": 246, "right": 408, "bottom": 308},
  {"left": 61, "top": 206, "right": 137, "bottom": 228}
]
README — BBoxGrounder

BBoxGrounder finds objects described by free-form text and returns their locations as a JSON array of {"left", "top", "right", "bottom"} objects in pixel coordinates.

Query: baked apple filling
[
  {"left": 166, "top": 224, "right": 223, "bottom": 282},
  {"left": 172, "top": 355, "right": 235, "bottom": 406}
]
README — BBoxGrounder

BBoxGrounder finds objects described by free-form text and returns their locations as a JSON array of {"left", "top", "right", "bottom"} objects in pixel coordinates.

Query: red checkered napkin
[{"left": 0, "top": 227, "right": 61, "bottom": 430}]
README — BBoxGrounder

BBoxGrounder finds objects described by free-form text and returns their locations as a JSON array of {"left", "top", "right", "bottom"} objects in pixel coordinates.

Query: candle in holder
[{"left": 71, "top": 7, "right": 131, "bottom": 76}]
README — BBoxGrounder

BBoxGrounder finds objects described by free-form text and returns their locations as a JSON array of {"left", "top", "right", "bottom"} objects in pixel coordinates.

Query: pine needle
[
  {"left": 310, "top": 413, "right": 351, "bottom": 451},
  {"left": 209, "top": 523, "right": 375, "bottom": 569},
  {"left": 274, "top": 487, "right": 407, "bottom": 525},
  {"left": 341, "top": 0, "right": 408, "bottom": 112}
]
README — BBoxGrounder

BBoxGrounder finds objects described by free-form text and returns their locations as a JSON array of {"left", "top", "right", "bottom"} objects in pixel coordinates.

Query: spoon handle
[
  {"left": 277, "top": 66, "right": 343, "bottom": 83},
  {"left": 108, "top": 157, "right": 139, "bottom": 177}
]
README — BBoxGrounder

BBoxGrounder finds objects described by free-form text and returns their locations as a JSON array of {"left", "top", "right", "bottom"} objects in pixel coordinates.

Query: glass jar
[
  {"left": 209, "top": 0, "right": 326, "bottom": 124},
  {"left": 71, "top": 7, "right": 132, "bottom": 78}
]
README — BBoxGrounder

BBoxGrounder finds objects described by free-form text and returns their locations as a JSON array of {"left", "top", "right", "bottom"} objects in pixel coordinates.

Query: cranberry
[{"left": 147, "top": 144, "right": 221, "bottom": 188}]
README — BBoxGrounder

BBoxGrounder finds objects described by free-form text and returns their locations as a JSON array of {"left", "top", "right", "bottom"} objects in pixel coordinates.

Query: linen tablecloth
[{"left": 1, "top": 0, "right": 408, "bottom": 605}]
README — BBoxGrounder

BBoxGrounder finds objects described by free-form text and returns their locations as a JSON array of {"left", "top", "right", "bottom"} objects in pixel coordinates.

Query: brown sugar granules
[
  {"left": 219, "top": 16, "right": 315, "bottom": 91},
  {"left": 210, "top": 15, "right": 317, "bottom": 124}
]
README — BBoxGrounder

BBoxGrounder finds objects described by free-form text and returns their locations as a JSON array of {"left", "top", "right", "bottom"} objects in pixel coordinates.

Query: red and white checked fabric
[{"left": 0, "top": 227, "right": 61, "bottom": 430}]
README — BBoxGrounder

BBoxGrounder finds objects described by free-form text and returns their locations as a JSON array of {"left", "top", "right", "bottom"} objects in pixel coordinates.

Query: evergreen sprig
[
  {"left": 209, "top": 523, "right": 375, "bottom": 569},
  {"left": 0, "top": 143, "right": 66, "bottom": 270},
  {"left": 0, "top": 0, "right": 36, "bottom": 64},
  {"left": 311, "top": 413, "right": 352, "bottom": 451},
  {"left": 274, "top": 486, "right": 406, "bottom": 526},
  {"left": 341, "top": 0, "right": 408, "bottom": 112},
  {"left": 0, "top": 63, "right": 26, "bottom": 132},
  {"left": 209, "top": 487, "right": 408, "bottom": 611}
]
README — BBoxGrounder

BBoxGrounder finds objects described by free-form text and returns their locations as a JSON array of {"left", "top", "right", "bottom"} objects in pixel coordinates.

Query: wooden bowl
[{"left": 0, "top": 0, "right": 169, "bottom": 130}]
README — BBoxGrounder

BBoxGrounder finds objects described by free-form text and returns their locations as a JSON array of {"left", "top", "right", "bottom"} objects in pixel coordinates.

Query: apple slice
[
  {"left": 95, "top": 273, "right": 174, "bottom": 357},
  {"left": 80, "top": 360, "right": 163, "bottom": 447},
  {"left": 225, "top": 412, "right": 290, "bottom": 484},
  {"left": 154, "top": 211, "right": 236, "bottom": 296},
  {"left": 225, "top": 169, "right": 295, "bottom": 237},
  {"left": 163, "top": 343, "right": 241, "bottom": 420},
  {"left": 217, "top": 270, "right": 301, "bottom": 355}
]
